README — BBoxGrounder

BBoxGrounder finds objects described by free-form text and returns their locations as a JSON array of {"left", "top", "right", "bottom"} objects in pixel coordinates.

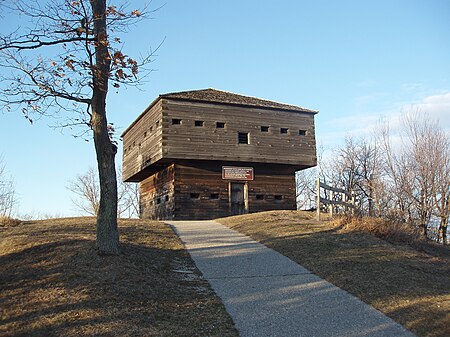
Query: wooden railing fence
[{"left": 315, "top": 178, "right": 357, "bottom": 221}]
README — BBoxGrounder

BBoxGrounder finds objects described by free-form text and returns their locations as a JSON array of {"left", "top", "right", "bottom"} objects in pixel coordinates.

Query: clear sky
[{"left": 1, "top": 0, "right": 449, "bottom": 218}]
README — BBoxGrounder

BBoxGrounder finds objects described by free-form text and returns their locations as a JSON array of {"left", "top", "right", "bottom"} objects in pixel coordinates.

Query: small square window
[
  {"left": 172, "top": 118, "right": 182, "bottom": 125},
  {"left": 256, "top": 194, "right": 264, "bottom": 200},
  {"left": 299, "top": 130, "right": 307, "bottom": 136},
  {"left": 274, "top": 195, "right": 283, "bottom": 200},
  {"left": 210, "top": 193, "right": 219, "bottom": 199},
  {"left": 238, "top": 132, "right": 249, "bottom": 144},
  {"left": 195, "top": 120, "right": 204, "bottom": 127},
  {"left": 280, "top": 128, "right": 288, "bottom": 134},
  {"left": 190, "top": 193, "right": 200, "bottom": 199},
  {"left": 216, "top": 122, "right": 226, "bottom": 128},
  {"left": 261, "top": 126, "right": 269, "bottom": 132}
]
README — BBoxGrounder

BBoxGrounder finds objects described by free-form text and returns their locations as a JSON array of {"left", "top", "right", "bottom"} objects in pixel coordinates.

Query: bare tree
[
  {"left": 68, "top": 167, "right": 100, "bottom": 216},
  {"left": 401, "top": 112, "right": 441, "bottom": 238},
  {"left": 431, "top": 128, "right": 450, "bottom": 244},
  {"left": 296, "top": 144, "right": 329, "bottom": 210},
  {"left": 329, "top": 136, "right": 384, "bottom": 217},
  {"left": 0, "top": 1, "right": 154, "bottom": 254},
  {"left": 0, "top": 158, "right": 16, "bottom": 218},
  {"left": 69, "top": 166, "right": 139, "bottom": 218}
]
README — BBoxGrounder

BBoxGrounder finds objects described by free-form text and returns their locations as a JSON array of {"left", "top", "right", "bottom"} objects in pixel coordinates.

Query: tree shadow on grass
[{"left": 0, "top": 223, "right": 237, "bottom": 337}]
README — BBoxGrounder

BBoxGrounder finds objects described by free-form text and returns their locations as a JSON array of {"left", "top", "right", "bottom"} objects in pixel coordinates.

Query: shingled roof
[{"left": 160, "top": 88, "right": 318, "bottom": 114}]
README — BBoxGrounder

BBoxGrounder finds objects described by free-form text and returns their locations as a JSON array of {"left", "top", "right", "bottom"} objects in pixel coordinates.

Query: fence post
[
  {"left": 316, "top": 178, "right": 320, "bottom": 221},
  {"left": 329, "top": 190, "right": 334, "bottom": 217},
  {"left": 351, "top": 192, "right": 355, "bottom": 216}
]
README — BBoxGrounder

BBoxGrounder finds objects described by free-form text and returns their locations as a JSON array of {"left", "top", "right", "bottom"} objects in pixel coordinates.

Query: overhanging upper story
[{"left": 121, "top": 88, "right": 318, "bottom": 182}]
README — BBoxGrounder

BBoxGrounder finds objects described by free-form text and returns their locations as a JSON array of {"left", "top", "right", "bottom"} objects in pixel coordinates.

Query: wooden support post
[
  {"left": 351, "top": 191, "right": 355, "bottom": 216},
  {"left": 329, "top": 190, "right": 334, "bottom": 217},
  {"left": 316, "top": 178, "right": 320, "bottom": 221}
]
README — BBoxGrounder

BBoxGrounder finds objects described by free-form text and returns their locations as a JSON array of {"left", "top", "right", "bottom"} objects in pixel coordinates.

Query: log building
[{"left": 121, "top": 88, "right": 318, "bottom": 220}]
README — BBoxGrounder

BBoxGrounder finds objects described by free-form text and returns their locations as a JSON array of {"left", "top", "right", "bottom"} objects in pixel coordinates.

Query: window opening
[
  {"left": 238, "top": 132, "right": 249, "bottom": 144},
  {"left": 210, "top": 193, "right": 219, "bottom": 199},
  {"left": 195, "top": 120, "right": 204, "bottom": 127},
  {"left": 165, "top": 195, "right": 169, "bottom": 201},
  {"left": 156, "top": 197, "right": 161, "bottom": 204},
  {"left": 274, "top": 195, "right": 283, "bottom": 200},
  {"left": 190, "top": 193, "right": 200, "bottom": 199},
  {"left": 172, "top": 118, "right": 182, "bottom": 125},
  {"left": 256, "top": 194, "right": 264, "bottom": 200},
  {"left": 216, "top": 122, "right": 226, "bottom": 128},
  {"left": 261, "top": 126, "right": 269, "bottom": 132},
  {"left": 299, "top": 130, "right": 307, "bottom": 136},
  {"left": 280, "top": 128, "right": 288, "bottom": 134}
]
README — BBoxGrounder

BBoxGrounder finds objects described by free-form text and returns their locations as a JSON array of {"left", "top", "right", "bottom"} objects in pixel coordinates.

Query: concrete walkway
[{"left": 167, "top": 220, "right": 415, "bottom": 337}]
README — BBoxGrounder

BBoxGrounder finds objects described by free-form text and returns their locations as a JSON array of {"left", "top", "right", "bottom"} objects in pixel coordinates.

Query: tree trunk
[{"left": 91, "top": 0, "right": 119, "bottom": 255}]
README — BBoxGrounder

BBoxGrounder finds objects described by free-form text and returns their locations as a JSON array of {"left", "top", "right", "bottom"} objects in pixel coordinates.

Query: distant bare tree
[
  {"left": 69, "top": 166, "right": 139, "bottom": 218},
  {"left": 431, "top": 127, "right": 450, "bottom": 244},
  {"left": 117, "top": 167, "right": 139, "bottom": 218},
  {"left": 68, "top": 167, "right": 100, "bottom": 216},
  {"left": 329, "top": 136, "right": 384, "bottom": 217},
  {"left": 0, "top": 158, "right": 16, "bottom": 218},
  {"left": 296, "top": 144, "right": 328, "bottom": 210},
  {"left": 401, "top": 112, "right": 442, "bottom": 238},
  {"left": 296, "top": 167, "right": 316, "bottom": 210}
]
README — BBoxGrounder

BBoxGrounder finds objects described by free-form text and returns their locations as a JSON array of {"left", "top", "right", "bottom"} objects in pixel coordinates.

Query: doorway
[{"left": 230, "top": 182, "right": 248, "bottom": 215}]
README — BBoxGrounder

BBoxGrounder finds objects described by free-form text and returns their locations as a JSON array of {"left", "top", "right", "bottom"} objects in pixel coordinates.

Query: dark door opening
[{"left": 230, "top": 182, "right": 246, "bottom": 215}]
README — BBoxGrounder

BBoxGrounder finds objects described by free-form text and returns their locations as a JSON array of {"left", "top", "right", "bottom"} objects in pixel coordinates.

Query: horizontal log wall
[
  {"left": 162, "top": 99, "right": 317, "bottom": 168},
  {"left": 122, "top": 100, "right": 163, "bottom": 182},
  {"left": 139, "top": 164, "right": 175, "bottom": 220},
  {"left": 172, "top": 163, "right": 296, "bottom": 220},
  {"left": 173, "top": 164, "right": 230, "bottom": 220}
]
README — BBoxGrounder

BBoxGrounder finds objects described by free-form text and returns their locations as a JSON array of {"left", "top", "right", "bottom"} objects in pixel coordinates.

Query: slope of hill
[
  {"left": 0, "top": 218, "right": 238, "bottom": 337},
  {"left": 218, "top": 210, "right": 450, "bottom": 337}
]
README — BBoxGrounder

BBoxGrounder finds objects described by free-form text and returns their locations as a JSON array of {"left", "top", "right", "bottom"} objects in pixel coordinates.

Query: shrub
[
  {"left": 333, "top": 215, "right": 422, "bottom": 245},
  {"left": 0, "top": 216, "right": 22, "bottom": 227}
]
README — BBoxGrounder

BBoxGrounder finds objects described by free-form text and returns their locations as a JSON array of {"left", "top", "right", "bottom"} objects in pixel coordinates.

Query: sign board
[{"left": 222, "top": 166, "right": 254, "bottom": 181}]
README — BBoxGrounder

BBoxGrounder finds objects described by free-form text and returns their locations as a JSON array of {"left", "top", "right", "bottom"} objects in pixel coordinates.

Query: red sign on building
[{"left": 222, "top": 166, "right": 254, "bottom": 181}]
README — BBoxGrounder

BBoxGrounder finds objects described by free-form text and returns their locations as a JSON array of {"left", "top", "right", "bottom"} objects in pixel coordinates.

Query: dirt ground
[
  {"left": 218, "top": 210, "right": 450, "bottom": 337},
  {"left": 0, "top": 218, "right": 238, "bottom": 337}
]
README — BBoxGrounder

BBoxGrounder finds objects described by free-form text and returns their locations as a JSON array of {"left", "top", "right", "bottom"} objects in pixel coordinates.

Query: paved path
[{"left": 167, "top": 220, "right": 415, "bottom": 337}]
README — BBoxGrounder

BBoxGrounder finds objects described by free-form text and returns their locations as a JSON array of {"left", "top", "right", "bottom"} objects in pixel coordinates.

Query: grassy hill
[
  {"left": 217, "top": 210, "right": 450, "bottom": 337},
  {"left": 1, "top": 212, "right": 449, "bottom": 337},
  {"left": 0, "top": 218, "right": 238, "bottom": 337}
]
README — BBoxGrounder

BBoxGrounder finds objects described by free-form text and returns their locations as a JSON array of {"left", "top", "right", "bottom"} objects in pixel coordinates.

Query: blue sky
[{"left": 1, "top": 0, "right": 449, "bottom": 217}]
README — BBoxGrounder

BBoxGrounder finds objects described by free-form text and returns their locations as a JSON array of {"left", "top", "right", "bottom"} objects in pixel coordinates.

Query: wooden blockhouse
[{"left": 121, "top": 89, "right": 318, "bottom": 220}]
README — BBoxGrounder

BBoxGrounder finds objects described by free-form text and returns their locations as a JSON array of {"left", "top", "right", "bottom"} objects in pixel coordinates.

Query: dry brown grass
[
  {"left": 0, "top": 217, "right": 238, "bottom": 337},
  {"left": 218, "top": 210, "right": 450, "bottom": 337},
  {"left": 0, "top": 216, "right": 22, "bottom": 228}
]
